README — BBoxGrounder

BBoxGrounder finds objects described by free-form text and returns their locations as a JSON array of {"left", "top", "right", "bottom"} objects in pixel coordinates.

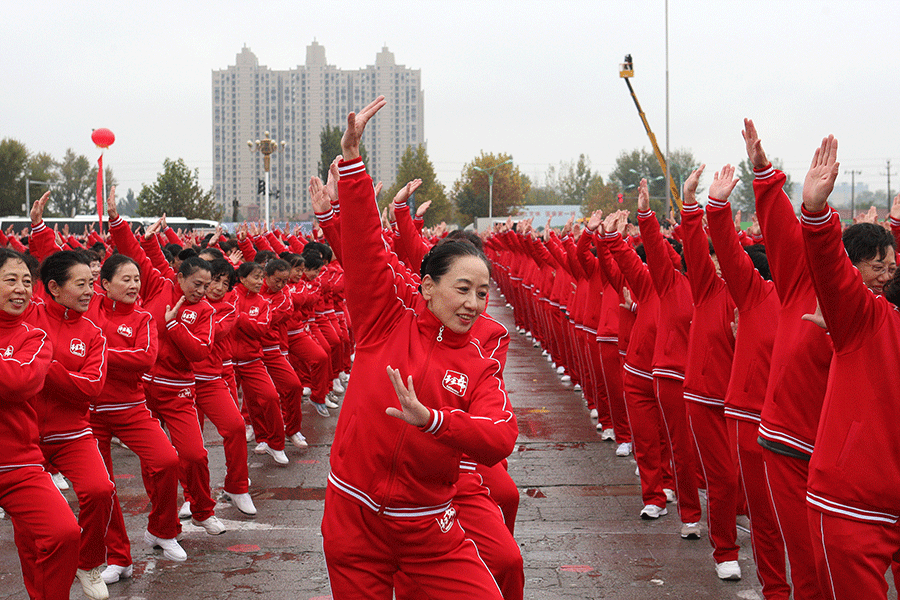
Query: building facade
[{"left": 212, "top": 42, "right": 424, "bottom": 222}]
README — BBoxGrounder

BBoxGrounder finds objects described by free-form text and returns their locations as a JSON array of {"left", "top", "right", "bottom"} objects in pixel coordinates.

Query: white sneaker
[
  {"left": 314, "top": 402, "right": 330, "bottom": 418},
  {"left": 573, "top": 383, "right": 581, "bottom": 391},
  {"left": 324, "top": 394, "right": 340, "bottom": 409},
  {"left": 253, "top": 441, "right": 270, "bottom": 455},
  {"left": 178, "top": 501, "right": 191, "bottom": 520},
  {"left": 601, "top": 428, "right": 616, "bottom": 441},
  {"left": 226, "top": 492, "right": 257, "bottom": 516},
  {"left": 339, "top": 371, "right": 349, "bottom": 383},
  {"left": 302, "top": 387, "right": 312, "bottom": 398},
  {"left": 76, "top": 567, "right": 109, "bottom": 600},
  {"left": 265, "top": 445, "right": 289, "bottom": 465},
  {"left": 715, "top": 560, "right": 742, "bottom": 581},
  {"left": 616, "top": 442, "right": 633, "bottom": 457},
  {"left": 289, "top": 432, "right": 308, "bottom": 448},
  {"left": 541, "top": 350, "right": 549, "bottom": 357},
  {"left": 191, "top": 515, "right": 226, "bottom": 535},
  {"left": 589, "top": 408, "right": 598, "bottom": 419},
  {"left": 332, "top": 378, "right": 345, "bottom": 394},
  {"left": 556, "top": 365, "right": 565, "bottom": 375},
  {"left": 681, "top": 522, "right": 701, "bottom": 539},
  {"left": 100, "top": 563, "right": 133, "bottom": 584},
  {"left": 526, "top": 332, "right": 533, "bottom": 338},
  {"left": 640, "top": 504, "right": 668, "bottom": 520},
  {"left": 560, "top": 374, "right": 571, "bottom": 383},
  {"left": 144, "top": 530, "right": 187, "bottom": 561},
  {"left": 245, "top": 424, "right": 255, "bottom": 442},
  {"left": 664, "top": 488, "right": 677, "bottom": 503},
  {"left": 51, "top": 472, "right": 69, "bottom": 491}
]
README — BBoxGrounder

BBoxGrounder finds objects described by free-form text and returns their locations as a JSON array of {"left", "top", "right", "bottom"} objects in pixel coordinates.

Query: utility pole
[
  {"left": 886, "top": 160, "right": 896, "bottom": 211},
  {"left": 845, "top": 170, "right": 861, "bottom": 220}
]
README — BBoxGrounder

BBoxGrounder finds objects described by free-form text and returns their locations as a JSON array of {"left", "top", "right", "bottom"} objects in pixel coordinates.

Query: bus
[{"left": 0, "top": 215, "right": 219, "bottom": 236}]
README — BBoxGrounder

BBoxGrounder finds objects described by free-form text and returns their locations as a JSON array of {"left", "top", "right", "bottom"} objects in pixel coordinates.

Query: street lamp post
[
  {"left": 24, "top": 179, "right": 54, "bottom": 216},
  {"left": 248, "top": 131, "right": 285, "bottom": 230},
  {"left": 473, "top": 158, "right": 513, "bottom": 221}
]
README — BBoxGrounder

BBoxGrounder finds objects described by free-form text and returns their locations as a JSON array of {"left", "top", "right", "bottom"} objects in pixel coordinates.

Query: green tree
[
  {"left": 318, "top": 124, "right": 367, "bottom": 181},
  {"left": 609, "top": 147, "right": 700, "bottom": 214},
  {"left": 380, "top": 145, "right": 452, "bottom": 226},
  {"left": 0, "top": 138, "right": 29, "bottom": 216},
  {"left": 54, "top": 149, "right": 96, "bottom": 217},
  {"left": 580, "top": 174, "right": 620, "bottom": 218},
  {"left": 732, "top": 158, "right": 794, "bottom": 213},
  {"left": 523, "top": 185, "right": 565, "bottom": 206},
  {"left": 118, "top": 188, "right": 139, "bottom": 217},
  {"left": 137, "top": 158, "right": 220, "bottom": 220},
  {"left": 451, "top": 152, "right": 530, "bottom": 225},
  {"left": 559, "top": 154, "right": 593, "bottom": 205}
]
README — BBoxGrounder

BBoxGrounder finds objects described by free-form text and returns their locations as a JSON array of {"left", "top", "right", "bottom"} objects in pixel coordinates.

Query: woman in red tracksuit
[
  {"left": 88, "top": 253, "right": 184, "bottom": 582},
  {"left": 25, "top": 245, "right": 114, "bottom": 597},
  {"left": 232, "top": 261, "right": 289, "bottom": 465},
  {"left": 322, "top": 98, "right": 517, "bottom": 600},
  {"left": 0, "top": 247, "right": 81, "bottom": 600},
  {"left": 107, "top": 210, "right": 225, "bottom": 539}
]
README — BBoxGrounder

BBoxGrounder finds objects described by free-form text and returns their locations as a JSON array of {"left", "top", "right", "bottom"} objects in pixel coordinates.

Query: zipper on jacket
[
  {"left": 436, "top": 325, "right": 444, "bottom": 342},
  {"left": 377, "top": 332, "right": 440, "bottom": 515}
]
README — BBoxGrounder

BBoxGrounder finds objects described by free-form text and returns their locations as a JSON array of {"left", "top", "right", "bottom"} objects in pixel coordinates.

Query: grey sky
[{"left": 3, "top": 0, "right": 898, "bottom": 211}]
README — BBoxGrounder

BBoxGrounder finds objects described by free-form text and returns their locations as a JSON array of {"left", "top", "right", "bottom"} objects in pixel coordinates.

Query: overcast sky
[{"left": 4, "top": 0, "right": 899, "bottom": 209}]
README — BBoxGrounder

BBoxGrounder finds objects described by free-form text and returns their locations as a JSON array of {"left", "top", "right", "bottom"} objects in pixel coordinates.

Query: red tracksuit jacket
[{"left": 329, "top": 157, "right": 517, "bottom": 517}]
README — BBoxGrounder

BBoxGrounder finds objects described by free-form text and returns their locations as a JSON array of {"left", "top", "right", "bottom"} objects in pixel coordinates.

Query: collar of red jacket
[{"left": 417, "top": 306, "right": 473, "bottom": 349}]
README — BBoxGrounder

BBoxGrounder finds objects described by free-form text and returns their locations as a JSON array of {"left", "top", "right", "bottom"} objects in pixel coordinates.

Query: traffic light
[
  {"left": 257, "top": 178, "right": 265, "bottom": 195},
  {"left": 617, "top": 193, "right": 624, "bottom": 204}
]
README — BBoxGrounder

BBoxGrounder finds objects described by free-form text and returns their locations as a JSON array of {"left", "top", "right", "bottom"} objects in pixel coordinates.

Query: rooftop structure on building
[{"left": 212, "top": 42, "right": 424, "bottom": 222}]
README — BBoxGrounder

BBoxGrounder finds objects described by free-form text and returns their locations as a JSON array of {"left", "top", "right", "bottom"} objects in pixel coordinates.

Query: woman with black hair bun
[
  {"left": 0, "top": 246, "right": 81, "bottom": 600},
  {"left": 320, "top": 98, "right": 517, "bottom": 600}
]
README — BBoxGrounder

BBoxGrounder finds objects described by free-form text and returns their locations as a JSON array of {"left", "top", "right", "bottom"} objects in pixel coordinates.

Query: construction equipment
[{"left": 619, "top": 55, "right": 682, "bottom": 210}]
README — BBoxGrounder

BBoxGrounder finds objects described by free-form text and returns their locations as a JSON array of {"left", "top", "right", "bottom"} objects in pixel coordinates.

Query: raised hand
[
  {"left": 682, "top": 164, "right": 706, "bottom": 206},
  {"left": 801, "top": 135, "right": 839, "bottom": 213},
  {"left": 393, "top": 179, "right": 423, "bottom": 207},
  {"left": 374, "top": 180, "right": 383, "bottom": 198},
  {"left": 731, "top": 308, "right": 739, "bottom": 339},
  {"left": 144, "top": 216, "right": 164, "bottom": 241},
  {"left": 341, "top": 96, "right": 386, "bottom": 160},
  {"left": 637, "top": 179, "right": 650, "bottom": 212},
  {"left": 801, "top": 300, "right": 827, "bottom": 330},
  {"left": 415, "top": 199, "right": 432, "bottom": 218},
  {"left": 31, "top": 190, "right": 51, "bottom": 226},
  {"left": 105, "top": 186, "right": 119, "bottom": 221},
  {"left": 326, "top": 158, "right": 341, "bottom": 205},
  {"left": 742, "top": 118, "right": 770, "bottom": 170},
  {"left": 600, "top": 211, "right": 618, "bottom": 233},
  {"left": 384, "top": 365, "right": 430, "bottom": 427},
  {"left": 891, "top": 193, "right": 900, "bottom": 222},
  {"left": 619, "top": 286, "right": 633, "bottom": 310},
  {"left": 708, "top": 165, "right": 739, "bottom": 202},
  {"left": 308, "top": 176, "right": 330, "bottom": 214},
  {"left": 587, "top": 210, "right": 603, "bottom": 232},
  {"left": 748, "top": 213, "right": 761, "bottom": 237}
]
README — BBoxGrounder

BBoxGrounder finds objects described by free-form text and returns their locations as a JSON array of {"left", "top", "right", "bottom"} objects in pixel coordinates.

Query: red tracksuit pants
[
  {"left": 729, "top": 418, "right": 789, "bottom": 600},
  {"left": 762, "top": 449, "right": 825, "bottom": 600},
  {"left": 623, "top": 371, "right": 673, "bottom": 509},
  {"left": 234, "top": 360, "right": 286, "bottom": 451},
  {"left": 194, "top": 378, "right": 249, "bottom": 495},
  {"left": 322, "top": 487, "right": 503, "bottom": 600},
  {"left": 476, "top": 461, "right": 520, "bottom": 534},
  {"left": 40, "top": 436, "right": 115, "bottom": 570},
  {"left": 2, "top": 466, "right": 80, "bottom": 600},
  {"left": 288, "top": 330, "right": 330, "bottom": 405},
  {"left": 686, "top": 401, "right": 739, "bottom": 563},
  {"left": 393, "top": 472, "right": 524, "bottom": 600},
  {"left": 597, "top": 341, "right": 631, "bottom": 444},
  {"left": 313, "top": 317, "right": 341, "bottom": 381},
  {"left": 262, "top": 352, "right": 304, "bottom": 437},
  {"left": 143, "top": 382, "right": 216, "bottom": 522},
  {"left": 808, "top": 508, "right": 900, "bottom": 600},
  {"left": 91, "top": 404, "right": 181, "bottom": 567},
  {"left": 654, "top": 376, "right": 702, "bottom": 524}
]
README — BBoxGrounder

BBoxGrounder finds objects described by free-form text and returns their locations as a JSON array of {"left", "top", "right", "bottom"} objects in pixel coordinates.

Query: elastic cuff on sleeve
[{"left": 420, "top": 408, "right": 444, "bottom": 434}]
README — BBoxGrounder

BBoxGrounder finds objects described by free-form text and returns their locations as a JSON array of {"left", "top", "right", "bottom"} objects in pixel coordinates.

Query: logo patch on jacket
[
  {"left": 116, "top": 324, "right": 133, "bottom": 338},
  {"left": 3, "top": 345, "right": 12, "bottom": 358},
  {"left": 181, "top": 310, "right": 197, "bottom": 325},
  {"left": 248, "top": 306, "right": 260, "bottom": 317},
  {"left": 436, "top": 506, "right": 457, "bottom": 533},
  {"left": 70, "top": 339, "right": 86, "bottom": 357},
  {"left": 442, "top": 370, "right": 468, "bottom": 397}
]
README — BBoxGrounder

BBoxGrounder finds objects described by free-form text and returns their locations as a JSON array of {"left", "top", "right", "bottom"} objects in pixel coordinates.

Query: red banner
[{"left": 96, "top": 154, "right": 103, "bottom": 233}]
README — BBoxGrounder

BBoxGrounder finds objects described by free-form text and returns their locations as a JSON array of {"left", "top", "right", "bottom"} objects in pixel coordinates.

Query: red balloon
[{"left": 91, "top": 128, "right": 115, "bottom": 148}]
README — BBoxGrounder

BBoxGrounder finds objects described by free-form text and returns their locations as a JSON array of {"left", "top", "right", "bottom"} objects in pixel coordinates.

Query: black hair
[
  {"left": 420, "top": 239, "right": 491, "bottom": 283},
  {"left": 100, "top": 254, "right": 139, "bottom": 284},
  {"left": 884, "top": 270, "right": 900, "bottom": 306},
  {"left": 178, "top": 247, "right": 198, "bottom": 261},
  {"left": 0, "top": 248, "right": 27, "bottom": 273},
  {"left": 91, "top": 242, "right": 106, "bottom": 255},
  {"left": 208, "top": 258, "right": 235, "bottom": 290},
  {"left": 265, "top": 258, "right": 291, "bottom": 276},
  {"left": 79, "top": 248, "right": 102, "bottom": 264},
  {"left": 253, "top": 250, "right": 277, "bottom": 265},
  {"left": 303, "top": 242, "right": 326, "bottom": 259},
  {"left": 219, "top": 239, "right": 238, "bottom": 253},
  {"left": 20, "top": 252, "right": 39, "bottom": 279},
  {"left": 178, "top": 256, "right": 212, "bottom": 278},
  {"left": 303, "top": 251, "right": 325, "bottom": 271},
  {"left": 443, "top": 230, "right": 484, "bottom": 252},
  {"left": 842, "top": 223, "right": 896, "bottom": 265},
  {"left": 634, "top": 243, "right": 647, "bottom": 263},
  {"left": 237, "top": 261, "right": 263, "bottom": 280},
  {"left": 198, "top": 247, "right": 224, "bottom": 261},
  {"left": 39, "top": 250, "right": 92, "bottom": 294},
  {"left": 745, "top": 244, "right": 772, "bottom": 281},
  {"left": 161, "top": 247, "right": 174, "bottom": 265},
  {"left": 164, "top": 243, "right": 183, "bottom": 257}
]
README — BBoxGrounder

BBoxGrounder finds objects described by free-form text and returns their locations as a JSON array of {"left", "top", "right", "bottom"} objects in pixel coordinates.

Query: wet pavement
[{"left": 0, "top": 284, "right": 765, "bottom": 599}]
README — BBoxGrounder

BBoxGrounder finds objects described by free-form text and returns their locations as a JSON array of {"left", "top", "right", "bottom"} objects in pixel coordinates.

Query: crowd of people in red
[
  {"left": 486, "top": 120, "right": 900, "bottom": 600},
  {"left": 2, "top": 98, "right": 898, "bottom": 600}
]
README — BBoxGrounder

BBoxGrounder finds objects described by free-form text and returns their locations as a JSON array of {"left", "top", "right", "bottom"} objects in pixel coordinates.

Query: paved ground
[{"left": 0, "top": 284, "right": 766, "bottom": 599}]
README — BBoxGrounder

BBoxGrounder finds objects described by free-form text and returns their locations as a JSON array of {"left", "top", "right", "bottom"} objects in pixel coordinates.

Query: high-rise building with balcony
[{"left": 212, "top": 42, "right": 424, "bottom": 221}]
